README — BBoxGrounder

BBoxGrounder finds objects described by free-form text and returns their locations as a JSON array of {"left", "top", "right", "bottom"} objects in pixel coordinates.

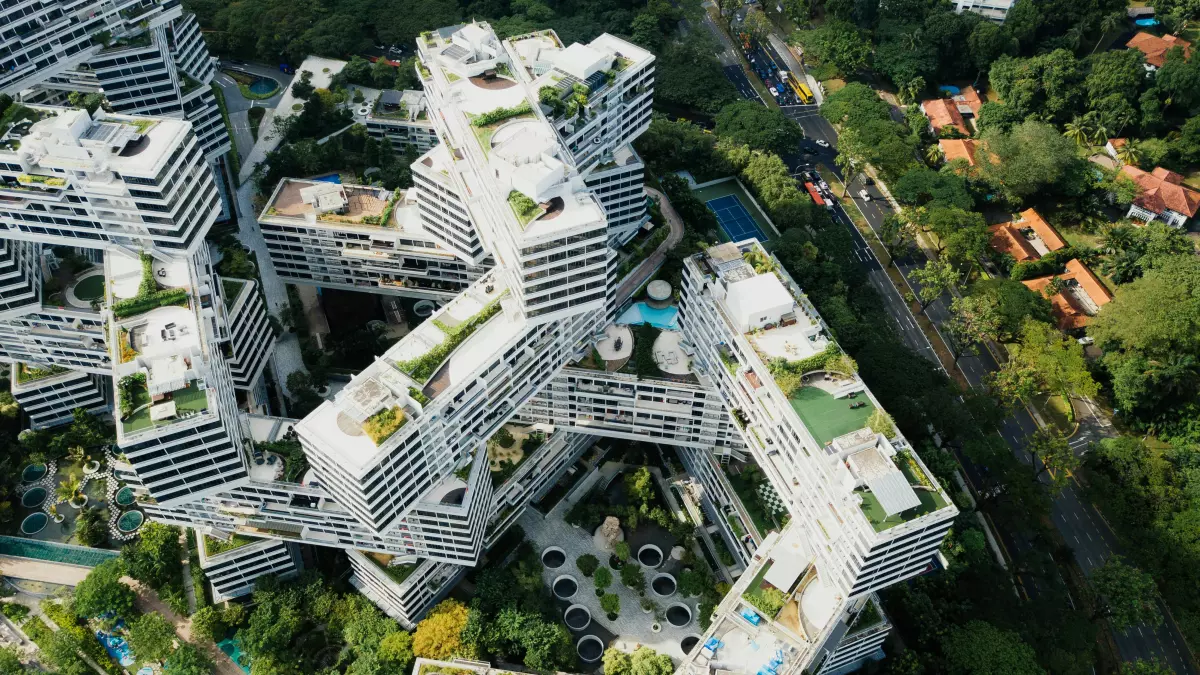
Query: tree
[
  {"left": 613, "top": 541, "right": 631, "bottom": 562},
  {"left": 1063, "top": 117, "right": 1090, "bottom": 147},
  {"left": 947, "top": 294, "right": 1003, "bottom": 362},
  {"left": 969, "top": 279, "right": 1053, "bottom": 341},
  {"left": 190, "top": 605, "right": 226, "bottom": 643},
  {"left": 911, "top": 259, "right": 959, "bottom": 311},
  {"left": 792, "top": 21, "right": 872, "bottom": 76},
  {"left": 630, "top": 647, "right": 675, "bottom": 675},
  {"left": 412, "top": 599, "right": 469, "bottom": 660},
  {"left": 989, "top": 51, "right": 1083, "bottom": 122},
  {"left": 715, "top": 102, "right": 804, "bottom": 157},
  {"left": 128, "top": 613, "right": 177, "bottom": 663},
  {"left": 1003, "top": 319, "right": 1098, "bottom": 422},
  {"left": 1023, "top": 429, "right": 1077, "bottom": 493},
  {"left": 0, "top": 646, "right": 25, "bottom": 675},
  {"left": 621, "top": 562, "right": 646, "bottom": 591},
  {"left": 941, "top": 620, "right": 1042, "bottom": 675},
  {"left": 1091, "top": 556, "right": 1162, "bottom": 630},
  {"left": 122, "top": 523, "right": 183, "bottom": 591},
  {"left": 74, "top": 506, "right": 108, "bottom": 548},
  {"left": 594, "top": 566, "right": 613, "bottom": 593},
  {"left": 677, "top": 568, "right": 709, "bottom": 597},
  {"left": 166, "top": 643, "right": 213, "bottom": 675},
  {"left": 56, "top": 472, "right": 82, "bottom": 504},
  {"left": 978, "top": 121, "right": 1090, "bottom": 204},
  {"left": 600, "top": 593, "right": 621, "bottom": 617},
  {"left": 603, "top": 648, "right": 633, "bottom": 675},
  {"left": 743, "top": 9, "right": 773, "bottom": 40},
  {"left": 290, "top": 71, "right": 315, "bottom": 99},
  {"left": 43, "top": 629, "right": 90, "bottom": 675},
  {"left": 378, "top": 631, "right": 414, "bottom": 672},
  {"left": 1121, "top": 660, "right": 1174, "bottom": 675},
  {"left": 73, "top": 558, "right": 135, "bottom": 619},
  {"left": 576, "top": 554, "right": 599, "bottom": 577}
]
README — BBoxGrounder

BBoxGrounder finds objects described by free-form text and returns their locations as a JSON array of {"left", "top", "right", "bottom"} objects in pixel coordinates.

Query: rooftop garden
[
  {"left": 101, "top": 30, "right": 152, "bottom": 51},
  {"left": 742, "top": 560, "right": 788, "bottom": 619},
  {"left": 393, "top": 294, "right": 505, "bottom": 383},
  {"left": 857, "top": 453, "right": 949, "bottom": 532},
  {"left": 469, "top": 102, "right": 535, "bottom": 153},
  {"left": 15, "top": 363, "right": 68, "bottom": 384},
  {"left": 204, "top": 534, "right": 256, "bottom": 556},
  {"left": 118, "top": 374, "right": 209, "bottom": 434},
  {"left": 367, "top": 552, "right": 418, "bottom": 585},
  {"left": 538, "top": 83, "right": 589, "bottom": 121},
  {"left": 123, "top": 119, "right": 156, "bottom": 135},
  {"left": 112, "top": 252, "right": 189, "bottom": 318},
  {"left": 508, "top": 190, "right": 540, "bottom": 227},
  {"left": 361, "top": 189, "right": 401, "bottom": 227},
  {"left": 363, "top": 405, "right": 407, "bottom": 446},
  {"left": 221, "top": 278, "right": 244, "bottom": 310}
]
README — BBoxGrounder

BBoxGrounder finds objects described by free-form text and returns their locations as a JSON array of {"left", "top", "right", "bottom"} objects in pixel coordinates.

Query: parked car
[
  {"left": 858, "top": 189, "right": 871, "bottom": 201},
  {"left": 802, "top": 147, "right": 818, "bottom": 155},
  {"left": 863, "top": 176, "right": 875, "bottom": 186}
]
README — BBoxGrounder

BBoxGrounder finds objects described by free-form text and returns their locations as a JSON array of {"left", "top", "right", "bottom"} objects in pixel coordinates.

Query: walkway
[
  {"left": 614, "top": 187, "right": 685, "bottom": 304},
  {"left": 126, "top": 579, "right": 245, "bottom": 675},
  {"left": 0, "top": 556, "right": 91, "bottom": 585}
]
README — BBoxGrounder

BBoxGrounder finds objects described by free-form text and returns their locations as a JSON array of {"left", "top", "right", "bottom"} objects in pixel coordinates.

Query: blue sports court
[{"left": 706, "top": 194, "right": 768, "bottom": 243}]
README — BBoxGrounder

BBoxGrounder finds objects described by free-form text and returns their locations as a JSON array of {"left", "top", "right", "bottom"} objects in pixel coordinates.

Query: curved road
[{"left": 614, "top": 187, "right": 685, "bottom": 304}]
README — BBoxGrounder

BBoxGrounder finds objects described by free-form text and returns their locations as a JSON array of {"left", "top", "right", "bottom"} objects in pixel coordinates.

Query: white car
[
  {"left": 858, "top": 189, "right": 871, "bottom": 201},
  {"left": 814, "top": 139, "right": 830, "bottom": 148}
]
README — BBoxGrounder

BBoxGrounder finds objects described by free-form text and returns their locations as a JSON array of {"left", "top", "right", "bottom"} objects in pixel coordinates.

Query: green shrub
[
  {"left": 394, "top": 296, "right": 504, "bottom": 382},
  {"left": 743, "top": 586, "right": 787, "bottom": 618},
  {"left": 408, "top": 387, "right": 430, "bottom": 406},
  {"left": 363, "top": 405, "right": 407, "bottom": 445},
  {"left": 471, "top": 101, "right": 533, "bottom": 127},
  {"left": 493, "top": 426, "right": 515, "bottom": 448},
  {"left": 111, "top": 287, "right": 188, "bottom": 318},
  {"left": 508, "top": 190, "right": 541, "bottom": 226},
  {"left": 576, "top": 554, "right": 599, "bottom": 577}
]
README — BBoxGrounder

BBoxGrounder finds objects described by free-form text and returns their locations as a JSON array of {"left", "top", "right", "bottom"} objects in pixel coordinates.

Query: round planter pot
[
  {"left": 651, "top": 622, "right": 662, "bottom": 633},
  {"left": 595, "top": 588, "right": 605, "bottom": 598},
  {"left": 607, "top": 613, "right": 618, "bottom": 621},
  {"left": 82, "top": 461, "right": 101, "bottom": 475},
  {"left": 52, "top": 515, "right": 65, "bottom": 523},
  {"left": 541, "top": 546, "right": 567, "bottom": 570},
  {"left": 69, "top": 495, "right": 88, "bottom": 509}
]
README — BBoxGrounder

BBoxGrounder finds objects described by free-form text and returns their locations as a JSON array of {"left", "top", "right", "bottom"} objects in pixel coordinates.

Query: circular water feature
[
  {"left": 552, "top": 575, "right": 578, "bottom": 600},
  {"left": 651, "top": 573, "right": 677, "bottom": 597},
  {"left": 666, "top": 603, "right": 692, "bottom": 628},
  {"left": 681, "top": 635, "right": 701, "bottom": 654},
  {"left": 20, "top": 487, "right": 47, "bottom": 508},
  {"left": 20, "top": 512, "right": 48, "bottom": 535},
  {"left": 21, "top": 464, "right": 46, "bottom": 483},
  {"left": 117, "top": 510, "right": 144, "bottom": 533},
  {"left": 413, "top": 300, "right": 436, "bottom": 318},
  {"left": 541, "top": 546, "right": 566, "bottom": 569},
  {"left": 564, "top": 604, "right": 591, "bottom": 631},
  {"left": 115, "top": 487, "right": 135, "bottom": 506},
  {"left": 247, "top": 76, "right": 279, "bottom": 96},
  {"left": 577, "top": 635, "right": 603, "bottom": 663},
  {"left": 638, "top": 544, "right": 663, "bottom": 568}
]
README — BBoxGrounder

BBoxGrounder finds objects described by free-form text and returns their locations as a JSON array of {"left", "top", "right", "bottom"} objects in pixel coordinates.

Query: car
[
  {"left": 802, "top": 147, "right": 819, "bottom": 156},
  {"left": 858, "top": 189, "right": 871, "bottom": 201},
  {"left": 388, "top": 46, "right": 404, "bottom": 55},
  {"left": 819, "top": 181, "right": 829, "bottom": 190},
  {"left": 1078, "top": 336, "right": 1095, "bottom": 346},
  {"left": 814, "top": 139, "right": 830, "bottom": 148},
  {"left": 863, "top": 177, "right": 875, "bottom": 186}
]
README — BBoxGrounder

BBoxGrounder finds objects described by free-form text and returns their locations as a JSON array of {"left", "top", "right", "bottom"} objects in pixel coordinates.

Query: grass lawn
[
  {"left": 1033, "top": 393, "right": 1074, "bottom": 434},
  {"left": 789, "top": 386, "right": 876, "bottom": 446}
]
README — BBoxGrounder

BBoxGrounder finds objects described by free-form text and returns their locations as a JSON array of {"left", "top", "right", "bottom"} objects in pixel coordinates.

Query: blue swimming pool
[
  {"left": 616, "top": 302, "right": 679, "bottom": 330},
  {"left": 1135, "top": 18, "right": 1160, "bottom": 26},
  {"left": 938, "top": 85, "right": 961, "bottom": 95},
  {"left": 312, "top": 173, "right": 342, "bottom": 184},
  {"left": 218, "top": 638, "right": 251, "bottom": 673}
]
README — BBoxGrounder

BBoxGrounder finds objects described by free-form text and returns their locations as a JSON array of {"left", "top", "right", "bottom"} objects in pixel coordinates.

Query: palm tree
[
  {"left": 1091, "top": 12, "right": 1125, "bottom": 55},
  {"left": 1150, "top": 353, "right": 1200, "bottom": 398},
  {"left": 1101, "top": 224, "right": 1137, "bottom": 254},
  {"left": 1102, "top": 250, "right": 1143, "bottom": 284},
  {"left": 1064, "top": 24, "right": 1084, "bottom": 51},
  {"left": 1064, "top": 117, "right": 1090, "bottom": 147},
  {"left": 56, "top": 472, "right": 82, "bottom": 504},
  {"left": 835, "top": 153, "right": 857, "bottom": 198},
  {"left": 1115, "top": 142, "right": 1142, "bottom": 167},
  {"left": 1090, "top": 123, "right": 1110, "bottom": 148},
  {"left": 924, "top": 143, "right": 943, "bottom": 165}
]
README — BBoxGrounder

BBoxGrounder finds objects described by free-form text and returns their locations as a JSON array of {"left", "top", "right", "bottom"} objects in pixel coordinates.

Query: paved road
[{"left": 615, "top": 187, "right": 685, "bottom": 304}]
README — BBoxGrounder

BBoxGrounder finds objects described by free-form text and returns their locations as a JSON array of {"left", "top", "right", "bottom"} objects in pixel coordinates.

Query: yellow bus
[{"left": 795, "top": 81, "right": 814, "bottom": 104}]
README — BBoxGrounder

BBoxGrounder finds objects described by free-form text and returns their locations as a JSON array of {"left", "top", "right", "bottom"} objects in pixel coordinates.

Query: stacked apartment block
[{"left": 0, "top": 19, "right": 957, "bottom": 675}]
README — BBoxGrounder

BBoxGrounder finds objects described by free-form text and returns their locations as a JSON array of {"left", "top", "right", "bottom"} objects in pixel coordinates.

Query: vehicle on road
[
  {"left": 802, "top": 147, "right": 818, "bottom": 155},
  {"left": 814, "top": 139, "right": 830, "bottom": 148},
  {"left": 863, "top": 177, "right": 875, "bottom": 186},
  {"left": 858, "top": 189, "right": 871, "bottom": 201}
]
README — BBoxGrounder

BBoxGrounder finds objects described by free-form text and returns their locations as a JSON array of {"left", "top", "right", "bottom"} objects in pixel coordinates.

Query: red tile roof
[
  {"left": 1120, "top": 165, "right": 1200, "bottom": 218},
  {"left": 920, "top": 99, "right": 970, "bottom": 136},
  {"left": 986, "top": 209, "right": 1065, "bottom": 262},
  {"left": 1022, "top": 260, "right": 1113, "bottom": 330},
  {"left": 939, "top": 138, "right": 979, "bottom": 167},
  {"left": 953, "top": 86, "right": 983, "bottom": 116},
  {"left": 1127, "top": 32, "right": 1192, "bottom": 68}
]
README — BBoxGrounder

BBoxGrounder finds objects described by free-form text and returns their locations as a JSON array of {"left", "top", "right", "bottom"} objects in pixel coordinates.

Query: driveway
[{"left": 614, "top": 187, "right": 685, "bottom": 304}]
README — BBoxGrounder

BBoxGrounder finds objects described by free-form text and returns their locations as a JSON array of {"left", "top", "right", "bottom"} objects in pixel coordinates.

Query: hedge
[
  {"left": 395, "top": 296, "right": 505, "bottom": 382},
  {"left": 112, "top": 287, "right": 188, "bottom": 318},
  {"left": 471, "top": 101, "right": 533, "bottom": 127}
]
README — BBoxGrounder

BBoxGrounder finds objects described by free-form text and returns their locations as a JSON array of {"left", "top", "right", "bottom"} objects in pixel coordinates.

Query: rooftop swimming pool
[{"left": 616, "top": 302, "right": 679, "bottom": 330}]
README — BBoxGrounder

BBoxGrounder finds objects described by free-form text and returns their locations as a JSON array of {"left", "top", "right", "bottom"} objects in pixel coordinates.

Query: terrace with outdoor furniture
[{"left": 262, "top": 179, "right": 398, "bottom": 228}]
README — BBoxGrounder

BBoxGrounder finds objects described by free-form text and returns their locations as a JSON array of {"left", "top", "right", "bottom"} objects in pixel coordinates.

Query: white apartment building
[
  {"left": 258, "top": 179, "right": 490, "bottom": 300},
  {"left": 952, "top": 0, "right": 1015, "bottom": 22},
  {"left": 365, "top": 90, "right": 439, "bottom": 155},
  {"left": 220, "top": 276, "right": 275, "bottom": 391},
  {"left": 196, "top": 535, "right": 303, "bottom": 601},
  {"left": 9, "top": 363, "right": 110, "bottom": 429},
  {"left": 0, "top": 238, "right": 40, "bottom": 319},
  {"left": 673, "top": 242, "right": 956, "bottom": 675}
]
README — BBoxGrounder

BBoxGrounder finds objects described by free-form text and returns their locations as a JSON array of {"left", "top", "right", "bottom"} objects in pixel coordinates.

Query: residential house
[
  {"left": 939, "top": 138, "right": 981, "bottom": 170},
  {"left": 1119, "top": 165, "right": 1200, "bottom": 228},
  {"left": 953, "top": 0, "right": 1015, "bottom": 22},
  {"left": 921, "top": 86, "right": 983, "bottom": 138},
  {"left": 987, "top": 209, "right": 1066, "bottom": 263},
  {"left": 1126, "top": 32, "right": 1192, "bottom": 70},
  {"left": 1022, "top": 259, "right": 1113, "bottom": 331}
]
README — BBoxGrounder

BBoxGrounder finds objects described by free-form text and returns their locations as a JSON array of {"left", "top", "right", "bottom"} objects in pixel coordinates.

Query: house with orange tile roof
[
  {"left": 1126, "top": 32, "right": 1192, "bottom": 69},
  {"left": 919, "top": 98, "right": 970, "bottom": 137},
  {"left": 1022, "top": 259, "right": 1113, "bottom": 331},
  {"left": 987, "top": 209, "right": 1066, "bottom": 263},
  {"left": 939, "top": 138, "right": 980, "bottom": 169},
  {"left": 1119, "top": 165, "right": 1200, "bottom": 228}
]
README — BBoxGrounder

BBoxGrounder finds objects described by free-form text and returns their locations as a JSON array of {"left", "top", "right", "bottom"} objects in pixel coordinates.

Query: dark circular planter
[
  {"left": 564, "top": 604, "right": 591, "bottom": 631},
  {"left": 666, "top": 603, "right": 692, "bottom": 628},
  {"left": 553, "top": 575, "right": 578, "bottom": 600},
  {"left": 577, "top": 635, "right": 603, "bottom": 663},
  {"left": 681, "top": 635, "right": 701, "bottom": 654},
  {"left": 609, "top": 555, "right": 624, "bottom": 569},
  {"left": 541, "top": 546, "right": 566, "bottom": 569},
  {"left": 20, "top": 487, "right": 47, "bottom": 508},
  {"left": 637, "top": 544, "right": 664, "bottom": 569},
  {"left": 652, "top": 573, "right": 677, "bottom": 598},
  {"left": 595, "top": 588, "right": 605, "bottom": 597},
  {"left": 607, "top": 613, "right": 618, "bottom": 621}
]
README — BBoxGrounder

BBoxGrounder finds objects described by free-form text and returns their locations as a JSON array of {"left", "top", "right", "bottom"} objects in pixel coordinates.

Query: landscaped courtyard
[{"left": 517, "top": 456, "right": 718, "bottom": 666}]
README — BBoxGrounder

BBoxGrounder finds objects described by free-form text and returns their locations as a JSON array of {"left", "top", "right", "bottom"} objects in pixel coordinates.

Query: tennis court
[
  {"left": 691, "top": 178, "right": 777, "bottom": 242},
  {"left": 706, "top": 194, "right": 768, "bottom": 243}
]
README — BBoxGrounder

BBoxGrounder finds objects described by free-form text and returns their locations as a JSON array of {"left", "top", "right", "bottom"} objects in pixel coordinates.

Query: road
[
  {"left": 213, "top": 62, "right": 292, "bottom": 162},
  {"left": 706, "top": 19, "right": 1195, "bottom": 673}
]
